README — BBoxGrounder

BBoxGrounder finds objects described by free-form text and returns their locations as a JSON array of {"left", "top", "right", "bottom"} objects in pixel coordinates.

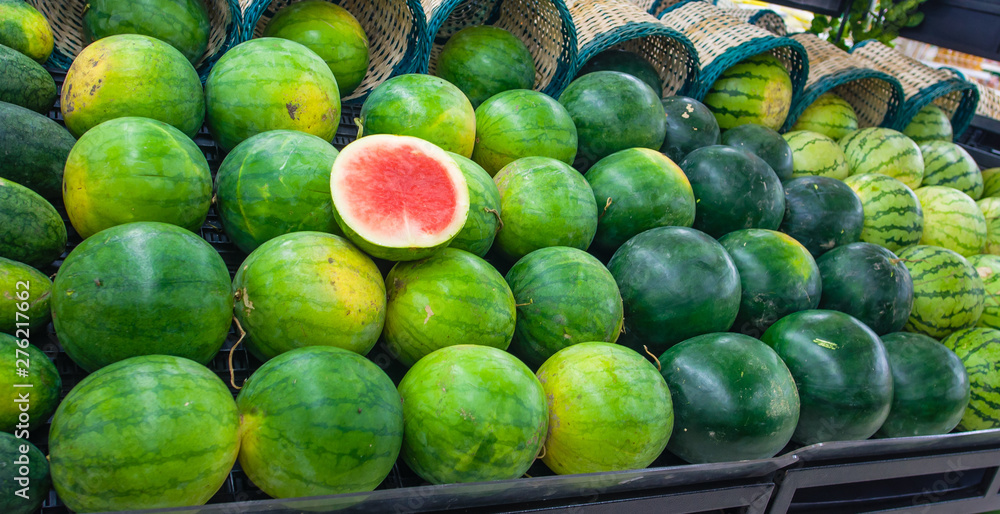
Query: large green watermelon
[
  {"left": 941, "top": 328, "right": 1000, "bottom": 430},
  {"left": 659, "top": 95, "right": 720, "bottom": 163},
  {"left": 447, "top": 152, "right": 502, "bottom": 256},
  {"left": 919, "top": 140, "right": 983, "bottom": 199},
  {"left": 779, "top": 175, "right": 863, "bottom": 257},
  {"left": 83, "top": 0, "right": 210, "bottom": 64},
  {"left": 816, "top": 243, "right": 913, "bottom": 335},
  {"left": 979, "top": 197, "right": 1000, "bottom": 255},
  {"left": 436, "top": 26, "right": 535, "bottom": 108},
  {"left": 970, "top": 254, "right": 1000, "bottom": 329},
  {"left": 914, "top": 186, "right": 987, "bottom": 257},
  {"left": 0, "top": 432, "right": 49, "bottom": 514},
  {"left": 0, "top": 44, "right": 55, "bottom": 113},
  {"left": 982, "top": 167, "right": 1000, "bottom": 198},
  {"left": 0, "top": 257, "right": 51, "bottom": 333},
  {"left": 903, "top": 103, "right": 953, "bottom": 144},
  {"left": 0, "top": 0, "right": 53, "bottom": 63},
  {"left": 790, "top": 92, "right": 859, "bottom": 141},
  {"left": 720, "top": 123, "right": 794, "bottom": 180},
  {"left": 783, "top": 130, "right": 850, "bottom": 180},
  {"left": 0, "top": 333, "right": 60, "bottom": 432},
  {"left": 843, "top": 173, "right": 924, "bottom": 252},
  {"left": 703, "top": 53, "right": 793, "bottom": 131},
  {"left": 898, "top": 245, "right": 984, "bottom": 339},
  {"left": 0, "top": 177, "right": 66, "bottom": 269},
  {"left": 0, "top": 101, "right": 75, "bottom": 201},
  {"left": 840, "top": 127, "right": 924, "bottom": 189},
  {"left": 578, "top": 49, "right": 663, "bottom": 98}
]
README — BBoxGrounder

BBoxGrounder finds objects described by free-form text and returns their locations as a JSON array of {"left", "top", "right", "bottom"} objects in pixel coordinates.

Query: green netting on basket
[
  {"left": 783, "top": 32, "right": 903, "bottom": 132},
  {"left": 420, "top": 0, "right": 577, "bottom": 98},
  {"left": 28, "top": 0, "right": 243, "bottom": 81},
  {"left": 568, "top": 0, "right": 699, "bottom": 97},
  {"left": 851, "top": 39, "right": 980, "bottom": 138},
  {"left": 244, "top": 0, "right": 428, "bottom": 104}
]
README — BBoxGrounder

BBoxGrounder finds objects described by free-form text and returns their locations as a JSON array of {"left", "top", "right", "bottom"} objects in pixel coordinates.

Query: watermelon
[
  {"left": 237, "top": 346, "right": 402, "bottom": 498},
  {"left": 83, "top": 0, "right": 210, "bottom": 64},
  {"left": 0, "top": 332, "right": 60, "bottom": 432},
  {"left": 0, "top": 177, "right": 66, "bottom": 269},
  {"left": 0, "top": 44, "right": 55, "bottom": 113},
  {"left": 919, "top": 141, "right": 983, "bottom": 199},
  {"left": 779, "top": 175, "right": 864, "bottom": 257},
  {"left": 877, "top": 332, "right": 969, "bottom": 437},
  {"left": 980, "top": 198, "right": 1000, "bottom": 255},
  {"left": 232, "top": 232, "right": 385, "bottom": 361},
  {"left": 761, "top": 310, "right": 893, "bottom": 445},
  {"left": 969, "top": 254, "right": 1000, "bottom": 329},
  {"left": 720, "top": 124, "right": 794, "bottom": 180},
  {"left": 537, "top": 342, "right": 672, "bottom": 474},
  {"left": 61, "top": 34, "right": 204, "bottom": 139},
  {"left": 397, "top": 345, "right": 547, "bottom": 484},
  {"left": 447, "top": 152, "right": 501, "bottom": 256},
  {"left": 790, "top": 92, "right": 859, "bottom": 141},
  {"left": 358, "top": 74, "right": 476, "bottom": 157},
  {"left": 558, "top": 71, "right": 666, "bottom": 168},
  {"left": 903, "top": 103, "right": 954, "bottom": 144},
  {"left": 0, "top": 257, "right": 51, "bottom": 333},
  {"left": 816, "top": 243, "right": 913, "bottom": 335},
  {"left": 941, "top": 328, "right": 1000, "bottom": 430},
  {"left": 660, "top": 95, "right": 721, "bottom": 163},
  {"left": 843, "top": 173, "right": 924, "bottom": 252},
  {"left": 898, "top": 244, "right": 984, "bottom": 339},
  {"left": 215, "top": 129, "right": 341, "bottom": 254},
  {"left": 436, "top": 26, "right": 535, "bottom": 108},
  {"left": 584, "top": 147, "right": 695, "bottom": 256},
  {"left": 330, "top": 134, "right": 470, "bottom": 261},
  {"left": 48, "top": 355, "right": 240, "bottom": 512},
  {"left": 470, "top": 89, "right": 578, "bottom": 176},
  {"left": 982, "top": 168, "right": 1000, "bottom": 198},
  {"left": 783, "top": 130, "right": 850, "bottom": 180},
  {"left": 0, "top": 432, "right": 49, "bottom": 514},
  {"left": 607, "top": 226, "right": 741, "bottom": 354},
  {"left": 64, "top": 116, "right": 212, "bottom": 239},
  {"left": 659, "top": 333, "right": 799, "bottom": 463},
  {"left": 679, "top": 145, "right": 785, "bottom": 239},
  {"left": 914, "top": 186, "right": 987, "bottom": 257},
  {"left": 52, "top": 222, "right": 233, "bottom": 372},
  {"left": 578, "top": 49, "right": 663, "bottom": 98},
  {"left": 505, "top": 246, "right": 623, "bottom": 369},
  {"left": 493, "top": 156, "right": 598, "bottom": 262},
  {"left": 703, "top": 53, "right": 793, "bottom": 131},
  {"left": 263, "top": 0, "right": 369, "bottom": 97},
  {"left": 0, "top": 0, "right": 52, "bottom": 63},
  {"left": 840, "top": 127, "right": 924, "bottom": 189},
  {"left": 0, "top": 101, "right": 74, "bottom": 201}
]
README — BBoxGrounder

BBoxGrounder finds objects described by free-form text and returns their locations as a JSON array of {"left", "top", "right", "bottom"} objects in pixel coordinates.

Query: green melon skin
[
  {"left": 558, "top": 71, "right": 666, "bottom": 169},
  {"left": 941, "top": 328, "right": 1000, "bottom": 430},
  {"left": 969, "top": 254, "right": 1000, "bottom": 329},
  {"left": 679, "top": 145, "right": 785, "bottom": 239},
  {"left": 538, "top": 342, "right": 672, "bottom": 474},
  {"left": 359, "top": 74, "right": 476, "bottom": 157},
  {"left": 398, "top": 345, "right": 548, "bottom": 484},
  {"left": 215, "top": 130, "right": 341, "bottom": 254},
  {"left": 206, "top": 37, "right": 340, "bottom": 152},
  {"left": 233, "top": 232, "right": 385, "bottom": 361},
  {"left": 898, "top": 244, "right": 984, "bottom": 339},
  {"left": 761, "top": 310, "right": 893, "bottom": 445},
  {"left": 0, "top": 177, "right": 66, "bottom": 269},
  {"left": 0, "top": 44, "right": 54, "bottom": 113},
  {"left": 703, "top": 53, "right": 793, "bottom": 131},
  {"left": 877, "top": 332, "right": 969, "bottom": 437},
  {"left": 61, "top": 34, "right": 204, "bottom": 139},
  {"left": 505, "top": 247, "right": 623, "bottom": 369},
  {"left": 49, "top": 355, "right": 240, "bottom": 512},
  {"left": 816, "top": 243, "right": 913, "bottom": 336},
  {"left": 914, "top": 185, "right": 987, "bottom": 257},
  {"left": 0, "top": 0, "right": 53, "bottom": 63},
  {"left": 384, "top": 248, "right": 515, "bottom": 367},
  {"left": 493, "top": 156, "right": 598, "bottom": 262},
  {"left": 0, "top": 333, "right": 60, "bottom": 432},
  {"left": 660, "top": 333, "right": 799, "bottom": 463},
  {"left": 843, "top": 173, "right": 924, "bottom": 252},
  {"left": 660, "top": 95, "right": 721, "bottom": 164},
  {"left": 0, "top": 101, "right": 74, "bottom": 201},
  {"left": 64, "top": 116, "right": 211, "bottom": 240},
  {"left": 578, "top": 49, "right": 663, "bottom": 98},
  {"left": 237, "top": 346, "right": 403, "bottom": 498},
  {"left": 790, "top": 92, "right": 859, "bottom": 141},
  {"left": 783, "top": 130, "right": 850, "bottom": 180},
  {"left": 436, "top": 26, "right": 535, "bottom": 109},
  {"left": 904, "top": 103, "right": 954, "bottom": 144},
  {"left": 83, "top": 0, "right": 210, "bottom": 64},
  {"left": 52, "top": 222, "right": 233, "bottom": 372},
  {"left": 982, "top": 168, "right": 1000, "bottom": 198},
  {"left": 607, "top": 226, "right": 741, "bottom": 355},
  {"left": 0, "top": 432, "right": 50, "bottom": 514},
  {"left": 471, "top": 89, "right": 578, "bottom": 176},
  {"left": 0, "top": 257, "right": 51, "bottom": 333},
  {"left": 447, "top": 152, "right": 501, "bottom": 256},
  {"left": 779, "top": 175, "right": 864, "bottom": 257},
  {"left": 840, "top": 127, "right": 924, "bottom": 189},
  {"left": 919, "top": 140, "right": 983, "bottom": 199},
  {"left": 979, "top": 196, "right": 1000, "bottom": 255},
  {"left": 584, "top": 147, "right": 695, "bottom": 257},
  {"left": 721, "top": 123, "right": 794, "bottom": 180}
]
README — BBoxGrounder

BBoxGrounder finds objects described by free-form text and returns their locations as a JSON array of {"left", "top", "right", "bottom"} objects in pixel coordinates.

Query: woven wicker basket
[
  {"left": 567, "top": 0, "right": 699, "bottom": 97},
  {"left": 245, "top": 0, "right": 428, "bottom": 103},
  {"left": 644, "top": 0, "right": 684, "bottom": 17},
  {"left": 717, "top": 8, "right": 786, "bottom": 36},
  {"left": 28, "top": 0, "right": 242, "bottom": 81},
  {"left": 976, "top": 82, "right": 1000, "bottom": 122},
  {"left": 420, "top": 0, "right": 577, "bottom": 98},
  {"left": 851, "top": 39, "right": 979, "bottom": 138},
  {"left": 783, "top": 32, "right": 903, "bottom": 132}
]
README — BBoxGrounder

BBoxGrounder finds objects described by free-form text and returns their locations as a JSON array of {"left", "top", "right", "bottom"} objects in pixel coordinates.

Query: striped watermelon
[
  {"left": 0, "top": 333, "right": 60, "bottom": 433},
  {"left": 968, "top": 254, "right": 1000, "bottom": 329},
  {"left": 898, "top": 245, "right": 984, "bottom": 339},
  {"left": 0, "top": 0, "right": 53, "bottom": 63},
  {"left": 941, "top": 328, "right": 1000, "bottom": 430},
  {"left": 703, "top": 53, "right": 793, "bottom": 131},
  {"left": 790, "top": 92, "right": 859, "bottom": 141},
  {"left": 447, "top": 152, "right": 502, "bottom": 257},
  {"left": 903, "top": 103, "right": 954, "bottom": 144},
  {"left": 840, "top": 128, "right": 924, "bottom": 189},
  {"left": 83, "top": 0, "right": 211, "bottom": 64},
  {"left": 0, "top": 177, "right": 67, "bottom": 269},
  {"left": 982, "top": 168, "right": 1000, "bottom": 198},
  {"left": 843, "top": 173, "right": 923, "bottom": 252},
  {"left": 783, "top": 130, "right": 850, "bottom": 180},
  {"left": 0, "top": 257, "right": 51, "bottom": 333},
  {"left": 919, "top": 141, "right": 983, "bottom": 199},
  {"left": 436, "top": 26, "right": 535, "bottom": 108},
  {"left": 978, "top": 197, "right": 1000, "bottom": 255},
  {"left": 914, "top": 186, "right": 987, "bottom": 257}
]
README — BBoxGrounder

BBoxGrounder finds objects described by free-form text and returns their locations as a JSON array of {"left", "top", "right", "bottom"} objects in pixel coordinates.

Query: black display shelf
[
  {"left": 958, "top": 115, "right": 1000, "bottom": 169},
  {"left": 899, "top": 0, "right": 1000, "bottom": 63}
]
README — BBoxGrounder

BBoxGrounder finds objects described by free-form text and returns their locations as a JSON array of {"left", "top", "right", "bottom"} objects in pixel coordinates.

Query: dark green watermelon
[
  {"left": 0, "top": 177, "right": 66, "bottom": 269},
  {"left": 0, "top": 101, "right": 75, "bottom": 201},
  {"left": 447, "top": 152, "right": 502, "bottom": 256},
  {"left": 83, "top": 0, "right": 210, "bottom": 64},
  {"left": 578, "top": 49, "right": 663, "bottom": 98},
  {"left": 0, "top": 44, "right": 55, "bottom": 114},
  {"left": 816, "top": 243, "right": 913, "bottom": 335},
  {"left": 779, "top": 175, "right": 864, "bottom": 257},
  {"left": 660, "top": 95, "right": 721, "bottom": 164},
  {"left": 721, "top": 123, "right": 793, "bottom": 180},
  {"left": 436, "top": 26, "right": 535, "bottom": 108},
  {"left": 0, "top": 432, "right": 50, "bottom": 514}
]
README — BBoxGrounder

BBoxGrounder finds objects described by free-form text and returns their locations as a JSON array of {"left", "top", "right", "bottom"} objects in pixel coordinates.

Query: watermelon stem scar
[
  {"left": 485, "top": 208, "right": 503, "bottom": 233},
  {"left": 643, "top": 345, "right": 662, "bottom": 371},
  {"left": 600, "top": 197, "right": 613, "bottom": 220},
  {"left": 536, "top": 444, "right": 546, "bottom": 459},
  {"left": 515, "top": 298, "right": 534, "bottom": 308},
  {"left": 228, "top": 316, "right": 246, "bottom": 390}
]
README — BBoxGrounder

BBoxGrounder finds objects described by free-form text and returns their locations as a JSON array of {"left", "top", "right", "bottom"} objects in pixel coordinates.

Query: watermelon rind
[{"left": 446, "top": 152, "right": 502, "bottom": 257}]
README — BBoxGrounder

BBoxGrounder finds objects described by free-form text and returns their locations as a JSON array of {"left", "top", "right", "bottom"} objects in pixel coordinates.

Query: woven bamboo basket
[
  {"left": 851, "top": 39, "right": 979, "bottom": 137},
  {"left": 717, "top": 8, "right": 786, "bottom": 36},
  {"left": 644, "top": 0, "right": 684, "bottom": 17},
  {"left": 782, "top": 32, "right": 903, "bottom": 132},
  {"left": 657, "top": 0, "right": 809, "bottom": 103},
  {"left": 245, "top": 0, "right": 428, "bottom": 103},
  {"left": 420, "top": 0, "right": 577, "bottom": 98},
  {"left": 567, "top": 0, "right": 699, "bottom": 97},
  {"left": 27, "top": 0, "right": 242, "bottom": 81},
  {"left": 976, "top": 82, "right": 1000, "bottom": 122}
]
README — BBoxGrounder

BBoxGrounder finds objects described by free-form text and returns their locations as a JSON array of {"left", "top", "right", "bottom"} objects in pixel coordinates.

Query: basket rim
[
  {"left": 782, "top": 67, "right": 905, "bottom": 132},
  {"left": 685, "top": 35, "right": 810, "bottom": 103}
]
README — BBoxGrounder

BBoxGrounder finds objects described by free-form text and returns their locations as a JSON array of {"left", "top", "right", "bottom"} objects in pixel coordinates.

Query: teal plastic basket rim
[
  {"left": 746, "top": 9, "right": 782, "bottom": 28},
  {"left": 686, "top": 36, "right": 810, "bottom": 104},
  {"left": 782, "top": 67, "right": 905, "bottom": 132}
]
